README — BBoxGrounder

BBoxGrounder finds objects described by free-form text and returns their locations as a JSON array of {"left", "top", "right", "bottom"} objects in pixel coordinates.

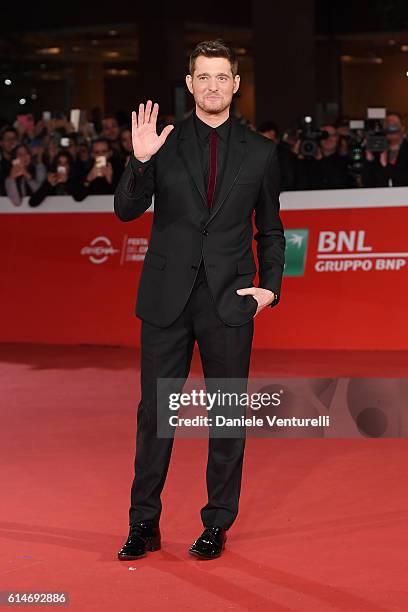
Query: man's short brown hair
[{"left": 189, "top": 39, "right": 238, "bottom": 77}]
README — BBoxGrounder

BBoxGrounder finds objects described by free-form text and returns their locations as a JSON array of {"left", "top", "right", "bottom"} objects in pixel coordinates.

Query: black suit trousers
[{"left": 129, "top": 262, "right": 254, "bottom": 530}]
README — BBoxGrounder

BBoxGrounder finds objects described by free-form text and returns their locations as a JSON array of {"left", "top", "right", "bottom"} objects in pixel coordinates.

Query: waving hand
[{"left": 132, "top": 100, "right": 174, "bottom": 162}]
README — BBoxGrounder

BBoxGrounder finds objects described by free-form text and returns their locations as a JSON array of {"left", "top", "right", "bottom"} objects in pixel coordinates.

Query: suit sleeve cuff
[
  {"left": 129, "top": 155, "right": 154, "bottom": 176},
  {"left": 270, "top": 292, "right": 280, "bottom": 308}
]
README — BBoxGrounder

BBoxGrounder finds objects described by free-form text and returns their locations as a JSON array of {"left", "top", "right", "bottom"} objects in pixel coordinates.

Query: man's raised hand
[{"left": 131, "top": 100, "right": 174, "bottom": 162}]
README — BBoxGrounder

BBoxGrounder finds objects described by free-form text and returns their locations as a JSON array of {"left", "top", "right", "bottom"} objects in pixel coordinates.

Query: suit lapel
[
  {"left": 177, "top": 114, "right": 208, "bottom": 209},
  {"left": 176, "top": 113, "right": 248, "bottom": 217}
]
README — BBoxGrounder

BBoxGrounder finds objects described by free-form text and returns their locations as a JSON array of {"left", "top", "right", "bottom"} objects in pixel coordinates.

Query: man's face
[
  {"left": 57, "top": 155, "right": 70, "bottom": 169},
  {"left": 385, "top": 114, "right": 403, "bottom": 145},
  {"left": 78, "top": 144, "right": 90, "bottom": 161},
  {"left": 120, "top": 129, "right": 133, "bottom": 153},
  {"left": 186, "top": 56, "right": 240, "bottom": 115},
  {"left": 16, "top": 146, "right": 31, "bottom": 166},
  {"left": 1, "top": 130, "right": 18, "bottom": 154},
  {"left": 320, "top": 125, "right": 338, "bottom": 154},
  {"left": 102, "top": 118, "right": 119, "bottom": 141},
  {"left": 92, "top": 142, "right": 110, "bottom": 160}
]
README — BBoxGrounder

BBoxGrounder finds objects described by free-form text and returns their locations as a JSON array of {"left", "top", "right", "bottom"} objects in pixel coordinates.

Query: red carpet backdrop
[{"left": 2, "top": 188, "right": 408, "bottom": 350}]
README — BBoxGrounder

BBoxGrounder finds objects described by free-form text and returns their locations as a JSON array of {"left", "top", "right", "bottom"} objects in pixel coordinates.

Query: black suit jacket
[
  {"left": 362, "top": 139, "right": 408, "bottom": 187},
  {"left": 114, "top": 114, "right": 285, "bottom": 328}
]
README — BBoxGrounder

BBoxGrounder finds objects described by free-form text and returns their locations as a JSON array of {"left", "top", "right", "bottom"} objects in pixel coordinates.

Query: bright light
[
  {"left": 304, "top": 116, "right": 312, "bottom": 124},
  {"left": 405, "top": 71, "right": 408, "bottom": 77},
  {"left": 36, "top": 47, "right": 61, "bottom": 55},
  {"left": 19, "top": 98, "right": 26, "bottom": 105},
  {"left": 4, "top": 78, "right": 12, "bottom": 85}
]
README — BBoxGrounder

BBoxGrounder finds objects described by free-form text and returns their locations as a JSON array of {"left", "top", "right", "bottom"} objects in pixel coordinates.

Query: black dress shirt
[{"left": 193, "top": 112, "right": 231, "bottom": 191}]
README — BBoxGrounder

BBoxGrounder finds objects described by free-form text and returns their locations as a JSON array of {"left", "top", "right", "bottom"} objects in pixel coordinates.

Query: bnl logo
[{"left": 284, "top": 229, "right": 309, "bottom": 276}]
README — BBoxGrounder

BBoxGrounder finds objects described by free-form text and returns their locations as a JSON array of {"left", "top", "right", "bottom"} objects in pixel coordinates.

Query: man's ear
[
  {"left": 233, "top": 75, "right": 240, "bottom": 94},
  {"left": 185, "top": 74, "right": 193, "bottom": 94}
]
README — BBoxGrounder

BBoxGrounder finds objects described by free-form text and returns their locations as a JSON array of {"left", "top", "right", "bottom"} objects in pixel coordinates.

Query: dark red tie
[{"left": 207, "top": 130, "right": 218, "bottom": 209}]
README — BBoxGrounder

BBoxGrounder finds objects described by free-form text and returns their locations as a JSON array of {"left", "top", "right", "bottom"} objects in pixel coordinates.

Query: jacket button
[{"left": 202, "top": 229, "right": 209, "bottom": 236}]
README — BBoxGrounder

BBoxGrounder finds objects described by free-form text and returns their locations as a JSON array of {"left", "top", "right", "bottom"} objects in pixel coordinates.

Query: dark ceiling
[
  {"left": 2, "top": 0, "right": 408, "bottom": 35},
  {"left": 0, "top": 2, "right": 249, "bottom": 33}
]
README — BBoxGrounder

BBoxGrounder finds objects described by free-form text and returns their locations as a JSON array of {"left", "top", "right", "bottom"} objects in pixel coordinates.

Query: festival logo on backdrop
[
  {"left": 80, "top": 236, "right": 148, "bottom": 265},
  {"left": 80, "top": 236, "right": 119, "bottom": 265}
]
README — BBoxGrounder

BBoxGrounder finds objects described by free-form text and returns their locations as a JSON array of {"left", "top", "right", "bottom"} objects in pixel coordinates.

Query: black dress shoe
[
  {"left": 189, "top": 526, "right": 227, "bottom": 559},
  {"left": 117, "top": 521, "right": 161, "bottom": 560}
]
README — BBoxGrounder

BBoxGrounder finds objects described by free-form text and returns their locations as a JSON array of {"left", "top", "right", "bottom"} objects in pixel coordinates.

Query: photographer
[
  {"left": 0, "top": 126, "right": 19, "bottom": 195},
  {"left": 29, "top": 151, "right": 85, "bottom": 207},
  {"left": 294, "top": 124, "right": 354, "bottom": 190},
  {"left": 43, "top": 137, "right": 61, "bottom": 171},
  {"left": 362, "top": 113, "right": 408, "bottom": 187},
  {"left": 102, "top": 115, "right": 121, "bottom": 152},
  {"left": 119, "top": 126, "right": 133, "bottom": 167},
  {"left": 73, "top": 140, "right": 91, "bottom": 178},
  {"left": 336, "top": 119, "right": 352, "bottom": 157},
  {"left": 80, "top": 138, "right": 121, "bottom": 197},
  {"left": 257, "top": 121, "right": 296, "bottom": 190},
  {"left": 5, "top": 143, "right": 46, "bottom": 206}
]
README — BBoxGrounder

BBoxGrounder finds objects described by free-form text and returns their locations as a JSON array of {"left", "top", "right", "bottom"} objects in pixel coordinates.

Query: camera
[
  {"left": 298, "top": 116, "right": 330, "bottom": 157},
  {"left": 347, "top": 108, "right": 392, "bottom": 176}
]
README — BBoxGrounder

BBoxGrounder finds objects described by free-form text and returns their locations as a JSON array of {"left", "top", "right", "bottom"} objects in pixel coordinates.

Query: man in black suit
[{"left": 114, "top": 40, "right": 285, "bottom": 560}]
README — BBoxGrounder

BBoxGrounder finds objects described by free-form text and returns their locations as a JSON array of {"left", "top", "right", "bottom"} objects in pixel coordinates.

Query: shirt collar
[{"left": 194, "top": 111, "right": 230, "bottom": 142}]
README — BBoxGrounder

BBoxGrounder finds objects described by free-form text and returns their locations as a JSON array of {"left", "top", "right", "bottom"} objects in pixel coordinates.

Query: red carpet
[{"left": 1, "top": 343, "right": 407, "bottom": 611}]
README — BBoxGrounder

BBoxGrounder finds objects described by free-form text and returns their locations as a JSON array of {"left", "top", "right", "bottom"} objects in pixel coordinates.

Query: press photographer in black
[
  {"left": 294, "top": 121, "right": 354, "bottom": 190},
  {"left": 257, "top": 121, "right": 296, "bottom": 191},
  {"left": 362, "top": 112, "right": 408, "bottom": 187}
]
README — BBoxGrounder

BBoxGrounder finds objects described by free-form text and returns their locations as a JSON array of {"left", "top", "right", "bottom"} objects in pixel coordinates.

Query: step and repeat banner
[{"left": 1, "top": 188, "right": 408, "bottom": 349}]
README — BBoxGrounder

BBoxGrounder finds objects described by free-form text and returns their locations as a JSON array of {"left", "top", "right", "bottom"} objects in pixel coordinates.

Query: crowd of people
[
  {"left": 1, "top": 109, "right": 408, "bottom": 207},
  {"left": 258, "top": 112, "right": 408, "bottom": 191},
  {"left": 0, "top": 112, "right": 133, "bottom": 207}
]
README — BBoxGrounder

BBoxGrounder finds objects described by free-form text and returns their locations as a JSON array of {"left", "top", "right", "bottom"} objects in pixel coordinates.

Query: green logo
[{"left": 284, "top": 229, "right": 309, "bottom": 276}]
